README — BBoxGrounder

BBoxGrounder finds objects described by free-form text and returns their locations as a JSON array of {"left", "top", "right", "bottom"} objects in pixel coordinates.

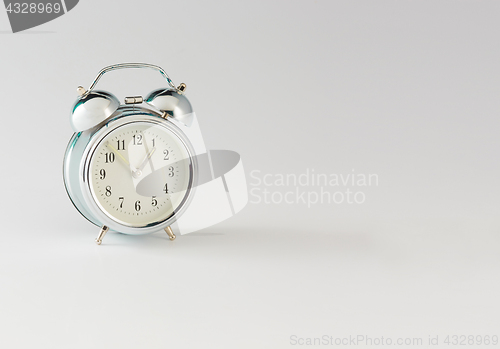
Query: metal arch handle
[{"left": 84, "top": 63, "right": 176, "bottom": 95}]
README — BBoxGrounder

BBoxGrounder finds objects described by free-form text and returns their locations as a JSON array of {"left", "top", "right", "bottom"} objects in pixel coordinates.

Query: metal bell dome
[
  {"left": 145, "top": 88, "right": 194, "bottom": 127},
  {"left": 70, "top": 90, "right": 119, "bottom": 132}
]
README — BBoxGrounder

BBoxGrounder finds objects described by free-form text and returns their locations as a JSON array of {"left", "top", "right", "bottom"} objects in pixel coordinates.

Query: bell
[
  {"left": 145, "top": 88, "right": 194, "bottom": 127},
  {"left": 70, "top": 90, "right": 119, "bottom": 132}
]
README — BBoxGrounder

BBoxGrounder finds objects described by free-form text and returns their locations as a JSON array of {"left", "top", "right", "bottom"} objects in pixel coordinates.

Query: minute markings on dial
[{"left": 90, "top": 123, "right": 188, "bottom": 227}]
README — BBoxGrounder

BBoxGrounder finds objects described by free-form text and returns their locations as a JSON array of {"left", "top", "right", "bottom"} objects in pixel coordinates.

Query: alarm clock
[{"left": 63, "top": 63, "right": 201, "bottom": 245}]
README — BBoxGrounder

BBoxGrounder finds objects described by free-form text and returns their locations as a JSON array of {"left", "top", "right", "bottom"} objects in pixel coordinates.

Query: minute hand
[{"left": 107, "top": 142, "right": 137, "bottom": 173}]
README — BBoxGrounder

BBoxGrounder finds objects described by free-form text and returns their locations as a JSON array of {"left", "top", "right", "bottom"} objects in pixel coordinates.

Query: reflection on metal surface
[
  {"left": 70, "top": 90, "right": 120, "bottom": 132},
  {"left": 145, "top": 88, "right": 194, "bottom": 127}
]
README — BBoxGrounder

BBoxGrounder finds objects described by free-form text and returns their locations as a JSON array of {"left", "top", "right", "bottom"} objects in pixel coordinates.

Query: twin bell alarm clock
[{"left": 63, "top": 63, "right": 199, "bottom": 245}]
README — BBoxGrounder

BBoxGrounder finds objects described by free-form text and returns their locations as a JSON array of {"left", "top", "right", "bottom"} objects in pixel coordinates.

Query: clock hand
[
  {"left": 132, "top": 148, "right": 156, "bottom": 179},
  {"left": 136, "top": 147, "right": 156, "bottom": 172},
  {"left": 106, "top": 142, "right": 137, "bottom": 172},
  {"left": 141, "top": 132, "right": 155, "bottom": 173},
  {"left": 132, "top": 132, "right": 156, "bottom": 178}
]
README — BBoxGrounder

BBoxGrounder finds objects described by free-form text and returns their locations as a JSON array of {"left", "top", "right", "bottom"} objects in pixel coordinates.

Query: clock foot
[
  {"left": 164, "top": 226, "right": 176, "bottom": 241},
  {"left": 95, "top": 225, "right": 109, "bottom": 245}
]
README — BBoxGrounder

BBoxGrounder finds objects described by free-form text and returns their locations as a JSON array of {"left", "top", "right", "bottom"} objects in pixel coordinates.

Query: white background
[{"left": 0, "top": 1, "right": 499, "bottom": 348}]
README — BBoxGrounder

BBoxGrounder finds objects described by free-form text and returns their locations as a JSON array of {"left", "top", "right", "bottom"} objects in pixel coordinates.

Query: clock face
[{"left": 88, "top": 121, "right": 192, "bottom": 227}]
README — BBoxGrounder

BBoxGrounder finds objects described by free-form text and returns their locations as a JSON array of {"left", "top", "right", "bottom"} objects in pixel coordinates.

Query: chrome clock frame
[{"left": 64, "top": 106, "right": 197, "bottom": 235}]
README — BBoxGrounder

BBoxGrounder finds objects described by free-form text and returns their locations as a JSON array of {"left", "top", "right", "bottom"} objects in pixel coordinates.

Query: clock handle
[{"left": 83, "top": 63, "right": 177, "bottom": 96}]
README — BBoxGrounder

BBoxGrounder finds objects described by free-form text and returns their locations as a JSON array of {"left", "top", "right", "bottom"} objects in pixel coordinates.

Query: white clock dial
[{"left": 88, "top": 121, "right": 192, "bottom": 227}]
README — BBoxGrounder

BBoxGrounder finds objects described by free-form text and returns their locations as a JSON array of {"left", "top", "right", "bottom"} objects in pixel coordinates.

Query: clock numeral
[
  {"left": 163, "top": 149, "right": 169, "bottom": 160},
  {"left": 135, "top": 200, "right": 141, "bottom": 211},
  {"left": 99, "top": 169, "right": 106, "bottom": 180},
  {"left": 105, "top": 186, "right": 112, "bottom": 197},
  {"left": 105, "top": 152, "right": 115, "bottom": 163},
  {"left": 152, "top": 138, "right": 155, "bottom": 147},
  {"left": 117, "top": 140, "right": 125, "bottom": 150},
  {"left": 163, "top": 183, "right": 169, "bottom": 194},
  {"left": 151, "top": 196, "right": 157, "bottom": 207},
  {"left": 133, "top": 134, "right": 143, "bottom": 145},
  {"left": 119, "top": 197, "right": 124, "bottom": 208},
  {"left": 168, "top": 166, "right": 174, "bottom": 177}
]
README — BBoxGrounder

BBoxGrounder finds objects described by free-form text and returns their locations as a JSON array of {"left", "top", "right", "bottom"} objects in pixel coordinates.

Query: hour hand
[{"left": 133, "top": 148, "right": 156, "bottom": 178}]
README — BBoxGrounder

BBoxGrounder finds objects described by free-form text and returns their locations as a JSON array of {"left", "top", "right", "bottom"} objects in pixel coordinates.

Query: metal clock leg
[
  {"left": 164, "top": 226, "right": 176, "bottom": 241},
  {"left": 95, "top": 225, "right": 109, "bottom": 245}
]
